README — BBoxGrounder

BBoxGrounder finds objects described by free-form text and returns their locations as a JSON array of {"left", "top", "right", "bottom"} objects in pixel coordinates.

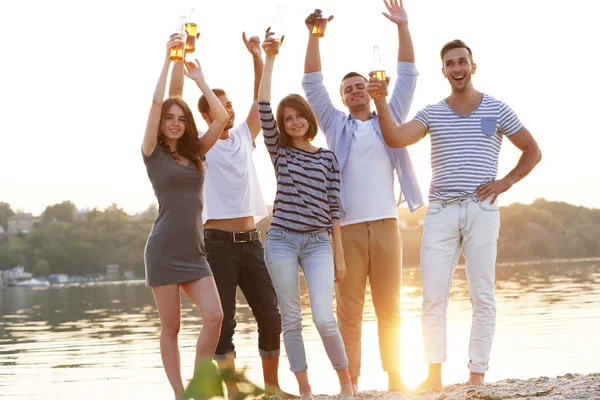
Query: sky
[{"left": 1, "top": 0, "right": 599, "bottom": 215}]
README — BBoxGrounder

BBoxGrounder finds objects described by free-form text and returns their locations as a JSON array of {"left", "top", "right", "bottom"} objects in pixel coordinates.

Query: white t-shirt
[
  {"left": 340, "top": 119, "right": 397, "bottom": 226},
  {"left": 201, "top": 122, "right": 268, "bottom": 224}
]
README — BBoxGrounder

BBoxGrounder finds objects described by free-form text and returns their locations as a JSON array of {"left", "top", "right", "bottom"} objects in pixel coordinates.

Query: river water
[{"left": 1, "top": 260, "right": 599, "bottom": 399}]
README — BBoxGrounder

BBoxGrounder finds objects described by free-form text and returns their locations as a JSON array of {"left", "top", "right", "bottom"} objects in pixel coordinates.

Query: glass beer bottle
[
  {"left": 372, "top": 45, "right": 386, "bottom": 81},
  {"left": 185, "top": 8, "right": 197, "bottom": 53},
  {"left": 266, "top": 5, "right": 285, "bottom": 55},
  {"left": 169, "top": 16, "right": 187, "bottom": 62}
]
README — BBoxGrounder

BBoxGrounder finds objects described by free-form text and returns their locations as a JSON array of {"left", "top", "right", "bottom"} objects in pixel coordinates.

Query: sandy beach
[{"left": 305, "top": 373, "right": 600, "bottom": 400}]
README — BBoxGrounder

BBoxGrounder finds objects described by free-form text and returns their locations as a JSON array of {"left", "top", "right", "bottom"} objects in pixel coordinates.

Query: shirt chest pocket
[{"left": 480, "top": 117, "right": 498, "bottom": 137}]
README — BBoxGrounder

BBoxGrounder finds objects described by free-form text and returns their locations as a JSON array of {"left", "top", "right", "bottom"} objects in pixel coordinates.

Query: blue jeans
[
  {"left": 264, "top": 228, "right": 349, "bottom": 373},
  {"left": 421, "top": 196, "right": 500, "bottom": 373}
]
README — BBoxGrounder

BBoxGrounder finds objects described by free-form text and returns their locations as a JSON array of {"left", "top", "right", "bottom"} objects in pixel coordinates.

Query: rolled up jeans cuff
[
  {"left": 214, "top": 350, "right": 236, "bottom": 361},
  {"left": 424, "top": 353, "right": 446, "bottom": 365},
  {"left": 259, "top": 348, "right": 280, "bottom": 359},
  {"left": 468, "top": 361, "right": 489, "bottom": 374},
  {"left": 333, "top": 359, "right": 349, "bottom": 371}
]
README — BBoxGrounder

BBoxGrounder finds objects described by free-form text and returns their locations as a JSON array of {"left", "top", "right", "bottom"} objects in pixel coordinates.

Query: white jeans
[{"left": 420, "top": 196, "right": 500, "bottom": 374}]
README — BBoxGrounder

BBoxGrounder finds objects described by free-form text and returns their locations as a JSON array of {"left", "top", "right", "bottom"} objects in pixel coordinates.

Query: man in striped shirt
[{"left": 368, "top": 39, "right": 542, "bottom": 391}]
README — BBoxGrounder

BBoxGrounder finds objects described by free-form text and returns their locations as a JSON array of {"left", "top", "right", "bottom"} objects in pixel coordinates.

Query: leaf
[{"left": 184, "top": 360, "right": 224, "bottom": 399}]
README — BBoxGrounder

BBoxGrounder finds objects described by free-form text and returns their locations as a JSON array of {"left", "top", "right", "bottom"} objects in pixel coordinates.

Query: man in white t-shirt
[
  {"left": 302, "top": 1, "right": 424, "bottom": 393},
  {"left": 368, "top": 39, "right": 542, "bottom": 391},
  {"left": 170, "top": 34, "right": 290, "bottom": 398}
]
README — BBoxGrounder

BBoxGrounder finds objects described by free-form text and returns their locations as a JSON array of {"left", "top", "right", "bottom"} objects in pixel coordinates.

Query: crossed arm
[{"left": 168, "top": 33, "right": 264, "bottom": 141}]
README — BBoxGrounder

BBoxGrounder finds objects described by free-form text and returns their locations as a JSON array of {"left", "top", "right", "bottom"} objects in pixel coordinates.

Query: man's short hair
[
  {"left": 198, "top": 88, "right": 227, "bottom": 114},
  {"left": 339, "top": 72, "right": 368, "bottom": 96},
  {"left": 440, "top": 39, "right": 473, "bottom": 62}
]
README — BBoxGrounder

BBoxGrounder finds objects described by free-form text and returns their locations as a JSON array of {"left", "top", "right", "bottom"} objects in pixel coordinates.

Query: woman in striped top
[{"left": 258, "top": 30, "right": 353, "bottom": 399}]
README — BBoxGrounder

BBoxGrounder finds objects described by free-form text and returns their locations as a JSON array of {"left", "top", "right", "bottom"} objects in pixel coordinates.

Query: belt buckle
[{"left": 232, "top": 232, "right": 245, "bottom": 243}]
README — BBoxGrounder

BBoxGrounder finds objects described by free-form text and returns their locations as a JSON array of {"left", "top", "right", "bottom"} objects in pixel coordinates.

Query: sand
[{"left": 306, "top": 373, "right": 600, "bottom": 400}]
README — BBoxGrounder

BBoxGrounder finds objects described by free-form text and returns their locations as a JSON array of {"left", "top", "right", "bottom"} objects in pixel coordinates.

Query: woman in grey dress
[{"left": 142, "top": 34, "right": 229, "bottom": 400}]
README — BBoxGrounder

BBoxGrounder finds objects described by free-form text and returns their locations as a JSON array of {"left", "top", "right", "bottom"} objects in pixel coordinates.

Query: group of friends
[{"left": 141, "top": 1, "right": 542, "bottom": 399}]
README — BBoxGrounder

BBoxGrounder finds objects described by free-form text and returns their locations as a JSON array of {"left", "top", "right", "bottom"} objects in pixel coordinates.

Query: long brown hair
[
  {"left": 275, "top": 94, "right": 318, "bottom": 148},
  {"left": 158, "top": 97, "right": 203, "bottom": 170}
]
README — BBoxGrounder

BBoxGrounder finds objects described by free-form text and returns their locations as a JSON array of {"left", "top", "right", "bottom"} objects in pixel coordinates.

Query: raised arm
[
  {"left": 258, "top": 30, "right": 282, "bottom": 165},
  {"left": 476, "top": 127, "right": 542, "bottom": 204},
  {"left": 368, "top": 75, "right": 426, "bottom": 147},
  {"left": 168, "top": 61, "right": 185, "bottom": 98},
  {"left": 143, "top": 35, "right": 183, "bottom": 156},
  {"left": 169, "top": 32, "right": 200, "bottom": 98},
  {"left": 382, "top": 0, "right": 414, "bottom": 63},
  {"left": 241, "top": 32, "right": 265, "bottom": 140},
  {"left": 301, "top": 10, "right": 344, "bottom": 137},
  {"left": 258, "top": 30, "right": 276, "bottom": 102},
  {"left": 381, "top": 0, "right": 418, "bottom": 124},
  {"left": 183, "top": 59, "right": 228, "bottom": 155},
  {"left": 304, "top": 9, "right": 331, "bottom": 74}
]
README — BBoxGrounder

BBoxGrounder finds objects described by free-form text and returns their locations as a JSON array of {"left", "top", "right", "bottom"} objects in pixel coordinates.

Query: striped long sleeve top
[{"left": 259, "top": 100, "right": 341, "bottom": 233}]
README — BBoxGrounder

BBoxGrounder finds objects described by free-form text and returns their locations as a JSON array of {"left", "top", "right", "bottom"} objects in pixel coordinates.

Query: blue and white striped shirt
[{"left": 414, "top": 94, "right": 522, "bottom": 201}]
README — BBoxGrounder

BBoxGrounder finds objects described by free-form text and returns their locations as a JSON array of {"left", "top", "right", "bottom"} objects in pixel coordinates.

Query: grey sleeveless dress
[{"left": 143, "top": 145, "right": 212, "bottom": 287}]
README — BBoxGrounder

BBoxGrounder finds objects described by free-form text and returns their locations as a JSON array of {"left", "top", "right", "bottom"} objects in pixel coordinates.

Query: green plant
[{"left": 184, "top": 360, "right": 265, "bottom": 400}]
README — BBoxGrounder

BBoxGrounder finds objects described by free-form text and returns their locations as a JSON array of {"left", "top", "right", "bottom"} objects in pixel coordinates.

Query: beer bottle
[
  {"left": 266, "top": 6, "right": 285, "bottom": 55},
  {"left": 185, "top": 8, "right": 197, "bottom": 53},
  {"left": 372, "top": 45, "right": 386, "bottom": 81},
  {"left": 169, "top": 16, "right": 187, "bottom": 62}
]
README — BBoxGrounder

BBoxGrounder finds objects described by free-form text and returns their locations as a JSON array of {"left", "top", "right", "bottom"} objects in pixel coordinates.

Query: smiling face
[
  {"left": 282, "top": 106, "right": 309, "bottom": 139},
  {"left": 161, "top": 104, "right": 187, "bottom": 140},
  {"left": 442, "top": 47, "right": 476, "bottom": 93},
  {"left": 275, "top": 94, "right": 318, "bottom": 148},
  {"left": 341, "top": 75, "right": 370, "bottom": 112}
]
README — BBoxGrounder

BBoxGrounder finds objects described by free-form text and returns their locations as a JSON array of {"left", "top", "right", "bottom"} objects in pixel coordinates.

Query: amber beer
[
  {"left": 312, "top": 17, "right": 328, "bottom": 37},
  {"left": 265, "top": 37, "right": 282, "bottom": 55},
  {"left": 185, "top": 22, "right": 197, "bottom": 53},
  {"left": 170, "top": 16, "right": 187, "bottom": 62},
  {"left": 169, "top": 41, "right": 185, "bottom": 62},
  {"left": 374, "top": 70, "right": 386, "bottom": 81}
]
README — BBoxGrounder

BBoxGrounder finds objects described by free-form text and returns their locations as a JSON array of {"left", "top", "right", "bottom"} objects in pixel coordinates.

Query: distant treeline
[{"left": 1, "top": 199, "right": 599, "bottom": 277}]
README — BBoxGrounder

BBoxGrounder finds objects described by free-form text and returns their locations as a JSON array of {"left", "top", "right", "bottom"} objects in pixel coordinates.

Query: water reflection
[{"left": 1, "top": 261, "right": 599, "bottom": 399}]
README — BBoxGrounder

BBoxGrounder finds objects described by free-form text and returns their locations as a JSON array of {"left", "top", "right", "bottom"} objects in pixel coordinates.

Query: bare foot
[
  {"left": 388, "top": 372, "right": 407, "bottom": 392},
  {"left": 413, "top": 376, "right": 442, "bottom": 393},
  {"left": 340, "top": 382, "right": 355, "bottom": 397},
  {"left": 300, "top": 391, "right": 313, "bottom": 400},
  {"left": 468, "top": 372, "right": 485, "bottom": 386},
  {"left": 265, "top": 385, "right": 299, "bottom": 399},
  {"left": 350, "top": 377, "right": 358, "bottom": 395}
]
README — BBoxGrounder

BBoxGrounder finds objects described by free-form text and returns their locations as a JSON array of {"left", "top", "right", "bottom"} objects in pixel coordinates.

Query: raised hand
[
  {"left": 305, "top": 9, "right": 334, "bottom": 32},
  {"left": 262, "top": 27, "right": 284, "bottom": 55},
  {"left": 166, "top": 33, "right": 185, "bottom": 58},
  {"left": 382, "top": 0, "right": 408, "bottom": 26},
  {"left": 367, "top": 72, "right": 390, "bottom": 100},
  {"left": 242, "top": 32, "right": 262, "bottom": 58},
  {"left": 183, "top": 59, "right": 204, "bottom": 81}
]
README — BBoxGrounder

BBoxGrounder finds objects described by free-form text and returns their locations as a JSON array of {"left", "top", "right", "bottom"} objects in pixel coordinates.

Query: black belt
[{"left": 204, "top": 229, "right": 261, "bottom": 243}]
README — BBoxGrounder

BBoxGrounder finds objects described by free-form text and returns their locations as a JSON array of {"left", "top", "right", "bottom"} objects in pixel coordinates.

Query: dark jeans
[{"left": 205, "top": 229, "right": 282, "bottom": 360}]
